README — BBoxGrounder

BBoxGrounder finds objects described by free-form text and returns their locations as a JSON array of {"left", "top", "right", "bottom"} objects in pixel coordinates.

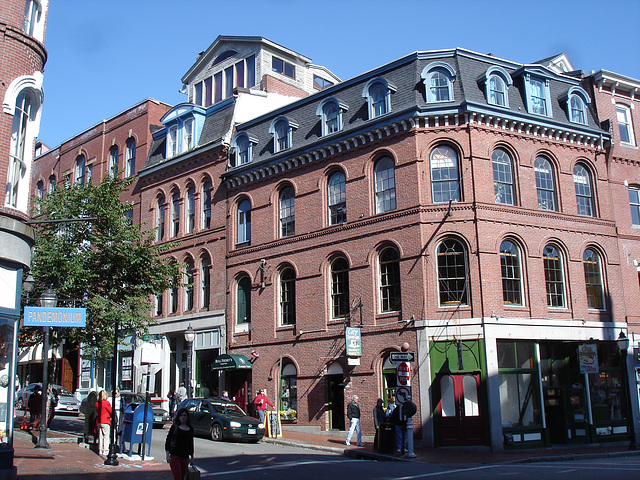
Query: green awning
[{"left": 211, "top": 354, "right": 253, "bottom": 370}]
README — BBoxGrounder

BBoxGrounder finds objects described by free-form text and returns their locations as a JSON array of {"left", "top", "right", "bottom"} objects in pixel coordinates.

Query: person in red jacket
[
  {"left": 253, "top": 389, "right": 274, "bottom": 423},
  {"left": 95, "top": 390, "right": 112, "bottom": 456}
]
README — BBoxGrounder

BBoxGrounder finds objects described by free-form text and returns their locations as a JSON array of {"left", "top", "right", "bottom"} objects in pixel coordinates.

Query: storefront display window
[{"left": 280, "top": 363, "right": 297, "bottom": 421}]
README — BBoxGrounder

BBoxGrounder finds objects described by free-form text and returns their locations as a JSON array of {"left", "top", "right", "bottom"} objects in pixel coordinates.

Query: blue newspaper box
[{"left": 120, "top": 402, "right": 153, "bottom": 457}]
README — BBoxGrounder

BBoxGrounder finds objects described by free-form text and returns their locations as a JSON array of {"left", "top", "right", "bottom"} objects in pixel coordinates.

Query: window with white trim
[
  {"left": 166, "top": 117, "right": 195, "bottom": 159},
  {"left": 492, "top": 148, "right": 515, "bottom": 205},
  {"left": 125, "top": 138, "right": 136, "bottom": 177},
  {"left": 186, "top": 186, "right": 195, "bottom": 234},
  {"left": 363, "top": 79, "right": 395, "bottom": 119},
  {"left": 573, "top": 163, "right": 594, "bottom": 216},
  {"left": 422, "top": 62, "right": 456, "bottom": 103},
  {"left": 430, "top": 145, "right": 460, "bottom": 203},
  {"left": 184, "top": 257, "right": 194, "bottom": 312},
  {"left": 317, "top": 98, "right": 348, "bottom": 136},
  {"left": 202, "top": 181, "right": 212, "bottom": 229},
  {"left": 534, "top": 156, "right": 557, "bottom": 211},
  {"left": 201, "top": 254, "right": 211, "bottom": 309},
  {"left": 279, "top": 267, "right": 296, "bottom": 326},
  {"left": 489, "top": 75, "right": 507, "bottom": 106},
  {"left": 617, "top": 105, "right": 635, "bottom": 145},
  {"left": 629, "top": 186, "right": 640, "bottom": 226},
  {"left": 171, "top": 192, "right": 180, "bottom": 238},
  {"left": 156, "top": 195, "right": 166, "bottom": 242},
  {"left": 500, "top": 240, "right": 523, "bottom": 306},
  {"left": 237, "top": 199, "right": 251, "bottom": 245},
  {"left": 379, "top": 246, "right": 401, "bottom": 313},
  {"left": 23, "top": 0, "right": 41, "bottom": 36},
  {"left": 437, "top": 238, "right": 468, "bottom": 306},
  {"left": 569, "top": 95, "right": 587, "bottom": 124},
  {"left": 6, "top": 89, "right": 33, "bottom": 208},
  {"left": 230, "top": 133, "right": 257, "bottom": 167},
  {"left": 583, "top": 248, "right": 605, "bottom": 310},
  {"left": 374, "top": 156, "right": 396, "bottom": 213},
  {"left": 543, "top": 244, "right": 565, "bottom": 308},
  {"left": 279, "top": 187, "right": 295, "bottom": 238},
  {"left": 75, "top": 155, "right": 86, "bottom": 186},
  {"left": 48, "top": 175, "right": 56, "bottom": 194},
  {"left": 270, "top": 117, "right": 297, "bottom": 153},
  {"left": 524, "top": 75, "right": 552, "bottom": 116},
  {"left": 328, "top": 171, "right": 346, "bottom": 225},
  {"left": 237, "top": 275, "right": 251, "bottom": 325},
  {"left": 330, "top": 257, "right": 350, "bottom": 319},
  {"left": 109, "top": 146, "right": 119, "bottom": 177}
]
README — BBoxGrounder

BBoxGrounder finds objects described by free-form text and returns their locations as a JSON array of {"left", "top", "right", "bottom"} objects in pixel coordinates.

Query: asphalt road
[{"left": 45, "top": 415, "right": 640, "bottom": 480}]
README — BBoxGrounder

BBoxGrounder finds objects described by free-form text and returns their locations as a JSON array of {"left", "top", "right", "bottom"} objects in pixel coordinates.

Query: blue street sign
[{"left": 24, "top": 306, "right": 86, "bottom": 327}]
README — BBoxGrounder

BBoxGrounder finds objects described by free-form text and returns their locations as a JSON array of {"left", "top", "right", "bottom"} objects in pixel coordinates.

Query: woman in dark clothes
[{"left": 165, "top": 407, "right": 194, "bottom": 480}]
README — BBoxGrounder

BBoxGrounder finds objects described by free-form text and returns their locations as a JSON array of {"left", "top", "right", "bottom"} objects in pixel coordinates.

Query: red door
[{"left": 434, "top": 373, "right": 484, "bottom": 446}]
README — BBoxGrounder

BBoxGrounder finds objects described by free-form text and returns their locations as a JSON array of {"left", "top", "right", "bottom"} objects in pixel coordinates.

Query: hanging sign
[
  {"left": 345, "top": 327, "right": 362, "bottom": 357},
  {"left": 24, "top": 307, "right": 86, "bottom": 327},
  {"left": 578, "top": 344, "right": 599, "bottom": 374}
]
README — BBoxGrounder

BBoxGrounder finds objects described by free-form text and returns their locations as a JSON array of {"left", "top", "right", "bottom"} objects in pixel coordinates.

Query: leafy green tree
[{"left": 28, "top": 174, "right": 182, "bottom": 359}]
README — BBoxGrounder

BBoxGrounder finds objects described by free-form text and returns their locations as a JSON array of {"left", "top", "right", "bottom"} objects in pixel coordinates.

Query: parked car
[
  {"left": 15, "top": 383, "right": 81, "bottom": 416},
  {"left": 79, "top": 391, "right": 171, "bottom": 427},
  {"left": 178, "top": 397, "right": 265, "bottom": 443}
]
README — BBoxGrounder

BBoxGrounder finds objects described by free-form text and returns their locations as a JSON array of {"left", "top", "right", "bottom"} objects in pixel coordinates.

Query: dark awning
[{"left": 211, "top": 354, "right": 253, "bottom": 370}]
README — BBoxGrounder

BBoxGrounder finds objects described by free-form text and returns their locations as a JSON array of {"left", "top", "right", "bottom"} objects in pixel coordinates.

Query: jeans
[
  {"left": 169, "top": 455, "right": 189, "bottom": 480},
  {"left": 258, "top": 409, "right": 266, "bottom": 422},
  {"left": 395, "top": 424, "right": 407, "bottom": 452},
  {"left": 346, "top": 418, "right": 362, "bottom": 444}
]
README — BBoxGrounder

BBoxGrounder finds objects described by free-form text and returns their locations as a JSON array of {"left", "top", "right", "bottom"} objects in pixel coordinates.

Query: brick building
[
  {"left": 28, "top": 35, "right": 640, "bottom": 452},
  {"left": 139, "top": 38, "right": 640, "bottom": 451},
  {"left": 27, "top": 99, "right": 171, "bottom": 395},
  {"left": 1, "top": 0, "right": 48, "bottom": 477}
]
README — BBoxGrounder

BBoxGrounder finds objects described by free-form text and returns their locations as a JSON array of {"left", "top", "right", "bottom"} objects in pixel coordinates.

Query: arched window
[
  {"left": 422, "top": 63, "right": 456, "bottom": 103},
  {"left": 23, "top": 0, "right": 41, "bottom": 36},
  {"left": 280, "top": 267, "right": 296, "bottom": 326},
  {"left": 7, "top": 88, "right": 37, "bottom": 208},
  {"left": 169, "top": 284, "right": 178, "bottom": 314},
  {"left": 109, "top": 146, "right": 119, "bottom": 177},
  {"left": 431, "top": 146, "right": 460, "bottom": 203},
  {"left": 186, "top": 186, "right": 195, "bottom": 233},
  {"left": 231, "top": 133, "right": 256, "bottom": 166},
  {"left": 543, "top": 244, "right": 565, "bottom": 308},
  {"left": 570, "top": 95, "right": 587, "bottom": 124},
  {"left": 154, "top": 293, "right": 163, "bottom": 316},
  {"left": 125, "top": 137, "right": 136, "bottom": 177},
  {"left": 583, "top": 249, "right": 604, "bottom": 310},
  {"left": 36, "top": 180, "right": 44, "bottom": 213},
  {"left": 573, "top": 163, "right": 594, "bottom": 217},
  {"left": 202, "top": 181, "right": 211, "bottom": 229},
  {"left": 279, "top": 187, "right": 295, "bottom": 238},
  {"left": 171, "top": 191, "right": 180, "bottom": 238},
  {"left": 236, "top": 134, "right": 249, "bottom": 165},
  {"left": 374, "top": 156, "right": 396, "bottom": 214},
  {"left": 317, "top": 98, "right": 346, "bottom": 136},
  {"left": 488, "top": 75, "right": 507, "bottom": 106},
  {"left": 156, "top": 195, "right": 166, "bottom": 242},
  {"left": 270, "top": 117, "right": 296, "bottom": 153},
  {"left": 363, "top": 79, "right": 395, "bottom": 119},
  {"left": 75, "top": 155, "right": 86, "bottom": 186},
  {"left": 500, "top": 240, "right": 522, "bottom": 305},
  {"left": 237, "top": 275, "right": 252, "bottom": 325},
  {"left": 379, "top": 247, "right": 401, "bottom": 312},
  {"left": 237, "top": 199, "right": 251, "bottom": 245},
  {"left": 280, "top": 363, "right": 298, "bottom": 418},
  {"left": 492, "top": 148, "right": 515, "bottom": 205},
  {"left": 184, "top": 257, "right": 194, "bottom": 311},
  {"left": 48, "top": 175, "right": 56, "bottom": 194},
  {"left": 328, "top": 171, "right": 346, "bottom": 225},
  {"left": 201, "top": 254, "right": 211, "bottom": 309},
  {"left": 331, "top": 257, "right": 350, "bottom": 319},
  {"left": 534, "top": 156, "right": 557, "bottom": 211},
  {"left": 437, "top": 239, "right": 468, "bottom": 306}
]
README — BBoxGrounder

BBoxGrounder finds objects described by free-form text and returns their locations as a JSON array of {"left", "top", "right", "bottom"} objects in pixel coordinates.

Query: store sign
[
  {"left": 578, "top": 344, "right": 599, "bottom": 374},
  {"left": 24, "top": 306, "right": 86, "bottom": 327},
  {"left": 345, "top": 327, "right": 362, "bottom": 357}
]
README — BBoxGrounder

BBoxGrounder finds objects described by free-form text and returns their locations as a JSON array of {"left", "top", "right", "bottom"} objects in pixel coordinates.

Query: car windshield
[
  {"left": 213, "top": 403, "right": 246, "bottom": 416},
  {"left": 54, "top": 386, "right": 73, "bottom": 397}
]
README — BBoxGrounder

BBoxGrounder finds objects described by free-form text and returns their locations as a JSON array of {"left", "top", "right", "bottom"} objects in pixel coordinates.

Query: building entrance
[
  {"left": 327, "top": 374, "right": 345, "bottom": 430},
  {"left": 434, "top": 372, "right": 483, "bottom": 446}
]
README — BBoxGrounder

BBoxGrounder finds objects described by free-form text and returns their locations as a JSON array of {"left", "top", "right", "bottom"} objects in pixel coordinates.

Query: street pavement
[{"left": 11, "top": 421, "right": 640, "bottom": 479}]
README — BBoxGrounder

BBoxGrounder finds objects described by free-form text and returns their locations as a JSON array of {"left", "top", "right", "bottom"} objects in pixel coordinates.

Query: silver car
[{"left": 15, "top": 383, "right": 81, "bottom": 416}]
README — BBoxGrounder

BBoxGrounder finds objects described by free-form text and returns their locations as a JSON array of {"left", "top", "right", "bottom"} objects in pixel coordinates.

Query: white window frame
[
  {"left": 125, "top": 138, "right": 136, "bottom": 177},
  {"left": 616, "top": 105, "right": 635, "bottom": 146},
  {"left": 109, "top": 145, "right": 119, "bottom": 177},
  {"left": 524, "top": 74, "right": 552, "bottom": 117},
  {"left": 316, "top": 98, "right": 348, "bottom": 136},
  {"left": 75, "top": 155, "right": 86, "bottom": 186},
  {"left": 201, "top": 181, "right": 212, "bottom": 229},
  {"left": 237, "top": 199, "right": 251, "bottom": 245},
  {"left": 230, "top": 132, "right": 257, "bottom": 166},
  {"left": 269, "top": 116, "right": 298, "bottom": 153},
  {"left": 186, "top": 186, "right": 195, "bottom": 234},
  {"left": 362, "top": 78, "right": 396, "bottom": 119},
  {"left": 374, "top": 156, "right": 396, "bottom": 214},
  {"left": 171, "top": 192, "right": 180, "bottom": 238},
  {"left": 421, "top": 62, "right": 456, "bottom": 104}
]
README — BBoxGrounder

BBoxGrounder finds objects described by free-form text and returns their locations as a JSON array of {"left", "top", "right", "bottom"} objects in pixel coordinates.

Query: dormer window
[
  {"left": 564, "top": 86, "right": 590, "bottom": 125},
  {"left": 362, "top": 78, "right": 396, "bottom": 119},
  {"left": 272, "top": 56, "right": 295, "bottom": 79},
  {"left": 269, "top": 116, "right": 298, "bottom": 153},
  {"left": 422, "top": 62, "right": 456, "bottom": 103},
  {"left": 166, "top": 116, "right": 195, "bottom": 159},
  {"left": 230, "top": 132, "right": 258, "bottom": 167},
  {"left": 523, "top": 74, "right": 552, "bottom": 117},
  {"left": 317, "top": 98, "right": 348, "bottom": 136},
  {"left": 480, "top": 66, "right": 513, "bottom": 108}
]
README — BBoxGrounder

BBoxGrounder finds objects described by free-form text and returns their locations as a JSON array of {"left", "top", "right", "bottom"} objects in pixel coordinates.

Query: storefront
[{"left": 417, "top": 317, "right": 638, "bottom": 450}]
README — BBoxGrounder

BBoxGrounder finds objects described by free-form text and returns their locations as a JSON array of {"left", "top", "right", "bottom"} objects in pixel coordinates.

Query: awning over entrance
[{"left": 211, "top": 354, "right": 253, "bottom": 370}]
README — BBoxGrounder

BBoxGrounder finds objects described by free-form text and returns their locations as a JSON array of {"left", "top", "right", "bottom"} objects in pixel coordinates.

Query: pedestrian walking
[
  {"left": 167, "top": 387, "right": 177, "bottom": 415},
  {"left": 165, "top": 407, "right": 195, "bottom": 480},
  {"left": 95, "top": 390, "right": 112, "bottom": 456},
  {"left": 176, "top": 382, "right": 187, "bottom": 404},
  {"left": 345, "top": 394, "right": 364, "bottom": 446},
  {"left": 253, "top": 389, "right": 274, "bottom": 422},
  {"left": 27, "top": 384, "right": 42, "bottom": 430},
  {"left": 373, "top": 398, "right": 386, "bottom": 450}
]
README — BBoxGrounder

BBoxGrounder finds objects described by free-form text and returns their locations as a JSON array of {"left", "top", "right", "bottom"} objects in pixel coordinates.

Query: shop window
[{"left": 280, "top": 363, "right": 298, "bottom": 421}]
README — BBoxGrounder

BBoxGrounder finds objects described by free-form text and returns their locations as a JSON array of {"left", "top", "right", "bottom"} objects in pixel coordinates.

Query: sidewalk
[
  {"left": 13, "top": 429, "right": 169, "bottom": 480},
  {"left": 11, "top": 424, "right": 640, "bottom": 479}
]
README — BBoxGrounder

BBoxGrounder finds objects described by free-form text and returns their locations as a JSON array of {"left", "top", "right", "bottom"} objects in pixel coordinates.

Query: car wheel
[
  {"left": 210, "top": 423, "right": 223, "bottom": 441},
  {"left": 16, "top": 398, "right": 24, "bottom": 410}
]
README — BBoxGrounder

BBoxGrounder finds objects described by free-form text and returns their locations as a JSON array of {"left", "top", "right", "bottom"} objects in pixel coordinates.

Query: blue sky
[{"left": 38, "top": 0, "right": 640, "bottom": 148}]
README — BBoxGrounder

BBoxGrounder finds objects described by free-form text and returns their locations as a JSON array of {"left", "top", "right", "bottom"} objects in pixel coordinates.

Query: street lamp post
[
  {"left": 35, "top": 287, "right": 57, "bottom": 450},
  {"left": 104, "top": 319, "right": 120, "bottom": 466},
  {"left": 184, "top": 325, "right": 195, "bottom": 398},
  {"left": 617, "top": 331, "right": 638, "bottom": 450}
]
